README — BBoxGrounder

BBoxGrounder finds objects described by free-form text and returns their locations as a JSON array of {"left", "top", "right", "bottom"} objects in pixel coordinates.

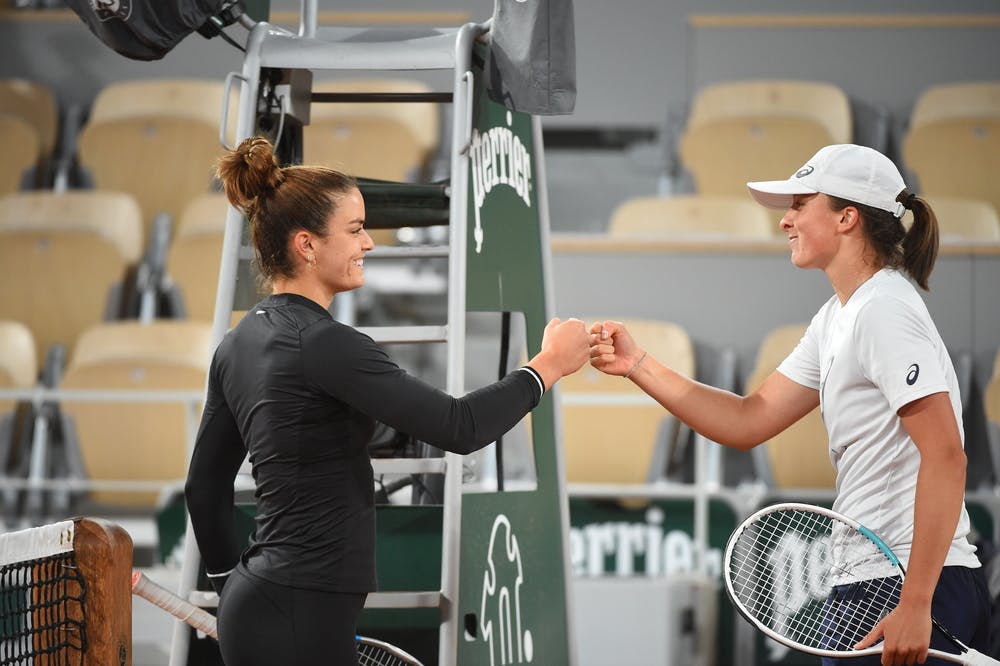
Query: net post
[{"left": 73, "top": 517, "right": 133, "bottom": 665}]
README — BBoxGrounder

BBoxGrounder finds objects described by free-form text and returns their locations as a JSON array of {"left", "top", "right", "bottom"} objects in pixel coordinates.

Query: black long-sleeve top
[{"left": 185, "top": 293, "right": 543, "bottom": 593}]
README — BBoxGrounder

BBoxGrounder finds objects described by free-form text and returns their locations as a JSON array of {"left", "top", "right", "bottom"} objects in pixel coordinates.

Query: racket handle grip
[{"left": 131, "top": 571, "right": 219, "bottom": 639}]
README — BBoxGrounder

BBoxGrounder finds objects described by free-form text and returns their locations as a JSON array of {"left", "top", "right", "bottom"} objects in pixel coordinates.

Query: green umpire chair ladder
[{"left": 170, "top": 8, "right": 577, "bottom": 666}]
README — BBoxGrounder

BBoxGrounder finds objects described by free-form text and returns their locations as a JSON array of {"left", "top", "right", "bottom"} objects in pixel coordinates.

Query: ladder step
[
  {"left": 358, "top": 325, "right": 447, "bottom": 344},
  {"left": 240, "top": 245, "right": 450, "bottom": 261},
  {"left": 190, "top": 590, "right": 443, "bottom": 610},
  {"left": 372, "top": 458, "right": 447, "bottom": 475},
  {"left": 366, "top": 591, "right": 443, "bottom": 609},
  {"left": 259, "top": 30, "right": 459, "bottom": 71},
  {"left": 368, "top": 246, "right": 449, "bottom": 259}
]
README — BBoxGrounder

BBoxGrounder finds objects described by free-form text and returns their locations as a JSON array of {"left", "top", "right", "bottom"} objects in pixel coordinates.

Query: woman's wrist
[{"left": 624, "top": 350, "right": 648, "bottom": 379}]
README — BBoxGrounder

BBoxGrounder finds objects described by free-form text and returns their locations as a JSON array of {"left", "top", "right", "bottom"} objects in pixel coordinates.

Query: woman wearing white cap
[{"left": 588, "top": 144, "right": 990, "bottom": 665}]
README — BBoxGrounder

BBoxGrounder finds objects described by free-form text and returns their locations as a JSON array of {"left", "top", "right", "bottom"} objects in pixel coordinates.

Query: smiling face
[
  {"left": 779, "top": 193, "right": 844, "bottom": 271},
  {"left": 310, "top": 187, "right": 373, "bottom": 294}
]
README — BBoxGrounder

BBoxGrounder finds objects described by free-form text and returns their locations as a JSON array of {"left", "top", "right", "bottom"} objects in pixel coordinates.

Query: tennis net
[{"left": 0, "top": 518, "right": 132, "bottom": 665}]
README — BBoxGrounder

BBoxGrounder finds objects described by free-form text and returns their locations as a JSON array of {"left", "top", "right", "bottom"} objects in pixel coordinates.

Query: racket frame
[{"left": 722, "top": 501, "right": 985, "bottom": 663}]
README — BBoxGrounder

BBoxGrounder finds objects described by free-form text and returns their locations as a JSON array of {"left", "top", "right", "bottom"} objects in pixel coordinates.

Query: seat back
[
  {"left": 679, "top": 80, "right": 851, "bottom": 199},
  {"left": 0, "top": 191, "right": 143, "bottom": 368},
  {"left": 305, "top": 78, "right": 440, "bottom": 181},
  {"left": 559, "top": 319, "right": 694, "bottom": 484},
  {"left": 0, "top": 78, "right": 58, "bottom": 163},
  {"left": 985, "top": 348, "right": 1000, "bottom": 487},
  {"left": 60, "top": 321, "right": 212, "bottom": 506},
  {"left": 0, "top": 115, "right": 40, "bottom": 195},
  {"left": 0, "top": 321, "right": 37, "bottom": 415},
  {"left": 304, "top": 79, "right": 441, "bottom": 246},
  {"left": 166, "top": 193, "right": 230, "bottom": 321},
  {"left": 0, "top": 79, "right": 58, "bottom": 193},
  {"left": 609, "top": 195, "right": 775, "bottom": 239},
  {"left": 922, "top": 196, "right": 1000, "bottom": 242},
  {"left": 746, "top": 323, "right": 835, "bottom": 490},
  {"left": 77, "top": 79, "right": 236, "bottom": 239},
  {"left": 902, "top": 83, "right": 1000, "bottom": 214}
]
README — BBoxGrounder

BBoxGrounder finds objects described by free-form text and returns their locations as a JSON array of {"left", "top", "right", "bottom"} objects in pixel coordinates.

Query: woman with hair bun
[{"left": 185, "top": 136, "right": 590, "bottom": 665}]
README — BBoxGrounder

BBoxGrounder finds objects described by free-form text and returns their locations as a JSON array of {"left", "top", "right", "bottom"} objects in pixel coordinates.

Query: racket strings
[{"left": 728, "top": 509, "right": 900, "bottom": 652}]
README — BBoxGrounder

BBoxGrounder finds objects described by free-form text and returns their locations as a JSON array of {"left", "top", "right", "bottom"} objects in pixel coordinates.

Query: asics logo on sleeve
[{"left": 906, "top": 364, "right": 920, "bottom": 385}]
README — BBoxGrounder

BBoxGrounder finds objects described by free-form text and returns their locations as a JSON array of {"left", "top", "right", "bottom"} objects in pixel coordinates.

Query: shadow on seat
[
  {"left": 0, "top": 321, "right": 37, "bottom": 485},
  {"left": 984, "top": 348, "right": 1000, "bottom": 490},
  {"left": 746, "top": 323, "right": 835, "bottom": 491},
  {"left": 59, "top": 320, "right": 213, "bottom": 507},
  {"left": 0, "top": 191, "right": 143, "bottom": 369},
  {"left": 608, "top": 194, "right": 775, "bottom": 239},
  {"left": 559, "top": 319, "right": 694, "bottom": 485},
  {"left": 165, "top": 193, "right": 230, "bottom": 321},
  {"left": 0, "top": 79, "right": 59, "bottom": 193}
]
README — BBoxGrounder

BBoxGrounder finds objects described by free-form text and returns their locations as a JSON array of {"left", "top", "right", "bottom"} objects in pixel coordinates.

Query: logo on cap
[{"left": 795, "top": 166, "right": 814, "bottom": 178}]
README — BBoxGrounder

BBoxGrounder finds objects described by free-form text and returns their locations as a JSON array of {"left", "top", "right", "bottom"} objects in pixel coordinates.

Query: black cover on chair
[
  {"left": 486, "top": 0, "right": 577, "bottom": 115},
  {"left": 64, "top": 0, "right": 232, "bottom": 61}
]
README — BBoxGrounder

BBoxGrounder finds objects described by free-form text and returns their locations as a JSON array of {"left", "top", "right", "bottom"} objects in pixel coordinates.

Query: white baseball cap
[{"left": 747, "top": 144, "right": 907, "bottom": 218}]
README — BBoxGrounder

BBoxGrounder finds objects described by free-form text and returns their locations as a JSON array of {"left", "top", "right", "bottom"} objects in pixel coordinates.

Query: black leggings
[{"left": 217, "top": 564, "right": 367, "bottom": 666}]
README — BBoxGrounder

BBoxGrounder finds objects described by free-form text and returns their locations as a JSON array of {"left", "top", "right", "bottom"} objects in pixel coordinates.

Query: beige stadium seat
[
  {"left": 922, "top": 196, "right": 1000, "bottom": 242},
  {"left": 305, "top": 79, "right": 442, "bottom": 245},
  {"left": 0, "top": 79, "right": 58, "bottom": 194},
  {"left": 0, "top": 321, "right": 37, "bottom": 416},
  {"left": 985, "top": 348, "right": 1000, "bottom": 488},
  {"left": 609, "top": 195, "right": 775, "bottom": 239},
  {"left": 60, "top": 320, "right": 213, "bottom": 506},
  {"left": 902, "top": 82, "right": 1000, "bottom": 215},
  {"left": 679, "top": 80, "right": 851, "bottom": 200},
  {"left": 746, "top": 324, "right": 835, "bottom": 490},
  {"left": 166, "top": 193, "right": 229, "bottom": 321},
  {"left": 77, "top": 78, "right": 238, "bottom": 241},
  {"left": 0, "top": 115, "right": 41, "bottom": 195},
  {"left": 0, "top": 191, "right": 143, "bottom": 369},
  {"left": 560, "top": 319, "right": 694, "bottom": 485}
]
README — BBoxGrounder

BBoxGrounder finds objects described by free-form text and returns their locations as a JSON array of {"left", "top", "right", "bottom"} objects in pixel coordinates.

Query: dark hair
[
  {"left": 826, "top": 190, "right": 940, "bottom": 290},
  {"left": 215, "top": 136, "right": 358, "bottom": 281}
]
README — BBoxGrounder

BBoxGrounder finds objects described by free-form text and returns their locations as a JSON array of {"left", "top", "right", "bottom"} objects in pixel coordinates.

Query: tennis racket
[
  {"left": 723, "top": 502, "right": 998, "bottom": 665},
  {"left": 131, "top": 571, "right": 424, "bottom": 665}
]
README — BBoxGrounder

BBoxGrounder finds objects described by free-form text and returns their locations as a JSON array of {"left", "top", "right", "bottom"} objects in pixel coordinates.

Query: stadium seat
[
  {"left": 559, "top": 319, "right": 695, "bottom": 485},
  {"left": 59, "top": 320, "right": 213, "bottom": 507},
  {"left": 985, "top": 348, "right": 1000, "bottom": 488},
  {"left": 0, "top": 321, "right": 36, "bottom": 415},
  {"left": 608, "top": 194, "right": 775, "bottom": 239},
  {"left": 679, "top": 80, "right": 851, "bottom": 199},
  {"left": 165, "top": 193, "right": 229, "bottom": 321},
  {"left": 923, "top": 196, "right": 1000, "bottom": 242},
  {"left": 0, "top": 115, "right": 41, "bottom": 196},
  {"left": 0, "top": 79, "right": 58, "bottom": 194},
  {"left": 305, "top": 79, "right": 442, "bottom": 245},
  {"left": 902, "top": 82, "right": 1000, "bottom": 215},
  {"left": 0, "top": 191, "right": 143, "bottom": 369},
  {"left": 745, "top": 323, "right": 836, "bottom": 490},
  {"left": 76, "top": 78, "right": 237, "bottom": 242}
]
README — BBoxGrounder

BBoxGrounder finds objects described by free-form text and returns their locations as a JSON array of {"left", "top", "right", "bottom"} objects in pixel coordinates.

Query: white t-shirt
[{"left": 777, "top": 268, "right": 979, "bottom": 579}]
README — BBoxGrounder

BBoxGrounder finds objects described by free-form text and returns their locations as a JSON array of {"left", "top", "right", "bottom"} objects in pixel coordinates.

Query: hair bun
[{"left": 216, "top": 136, "right": 285, "bottom": 218}]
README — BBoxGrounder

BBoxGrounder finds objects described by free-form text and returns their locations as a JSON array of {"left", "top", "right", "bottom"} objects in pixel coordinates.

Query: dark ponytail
[
  {"left": 898, "top": 190, "right": 939, "bottom": 291},
  {"left": 215, "top": 136, "right": 357, "bottom": 282},
  {"left": 827, "top": 190, "right": 939, "bottom": 290}
]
